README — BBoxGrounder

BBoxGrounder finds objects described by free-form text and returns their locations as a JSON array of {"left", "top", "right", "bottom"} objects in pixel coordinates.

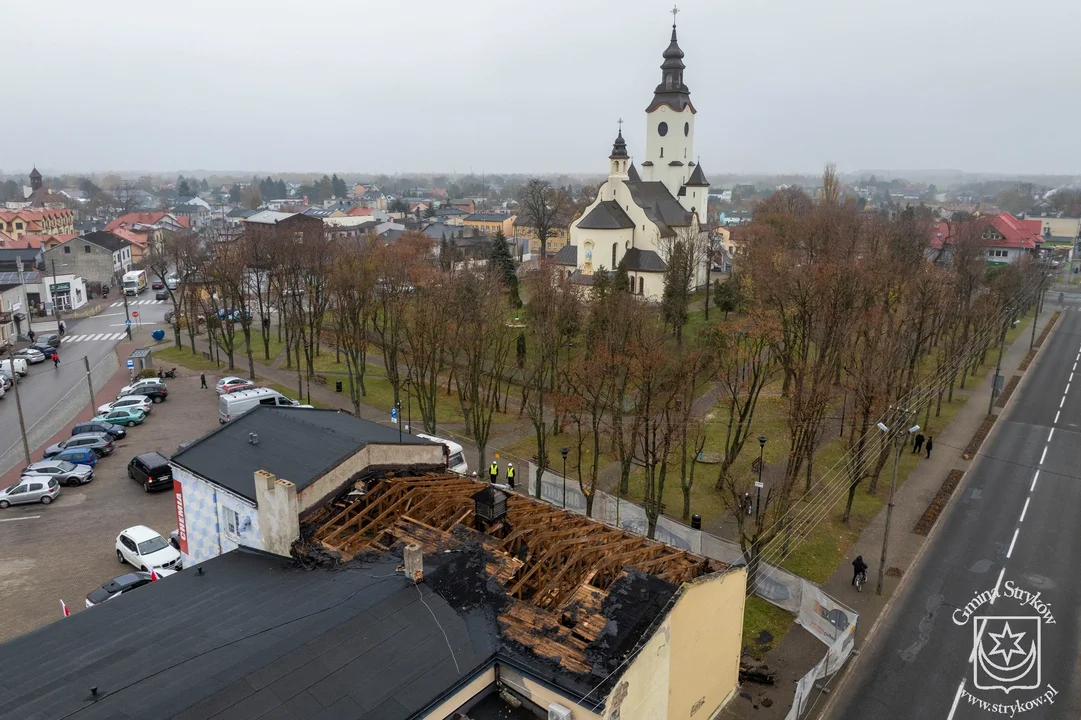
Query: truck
[{"left": 122, "top": 270, "right": 147, "bottom": 296}]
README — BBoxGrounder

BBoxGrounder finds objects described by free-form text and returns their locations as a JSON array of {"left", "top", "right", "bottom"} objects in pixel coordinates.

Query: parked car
[
  {"left": 72, "top": 420, "right": 126, "bottom": 440},
  {"left": 118, "top": 377, "right": 166, "bottom": 397},
  {"left": 44, "top": 433, "right": 114, "bottom": 459},
  {"left": 85, "top": 569, "right": 176, "bottom": 608},
  {"left": 128, "top": 452, "right": 173, "bottom": 492},
  {"left": 30, "top": 341, "right": 58, "bottom": 356},
  {"left": 215, "top": 376, "right": 248, "bottom": 394},
  {"left": 38, "top": 333, "right": 61, "bottom": 348},
  {"left": 116, "top": 526, "right": 182, "bottom": 571},
  {"left": 0, "top": 373, "right": 12, "bottom": 391},
  {"left": 14, "top": 347, "right": 46, "bottom": 364},
  {"left": 151, "top": 281, "right": 164, "bottom": 290},
  {"left": 97, "top": 395, "right": 153, "bottom": 416},
  {"left": 0, "top": 358, "right": 28, "bottom": 377},
  {"left": 22, "top": 460, "right": 93, "bottom": 487},
  {"left": 131, "top": 385, "right": 167, "bottom": 404},
  {"left": 92, "top": 408, "right": 145, "bottom": 427},
  {"left": 0, "top": 477, "right": 60, "bottom": 508},
  {"left": 51, "top": 448, "right": 99, "bottom": 469},
  {"left": 221, "top": 380, "right": 256, "bottom": 395}
]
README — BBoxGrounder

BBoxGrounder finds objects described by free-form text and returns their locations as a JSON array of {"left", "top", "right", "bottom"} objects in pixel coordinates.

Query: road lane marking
[
  {"left": 1048, "top": 428, "right": 1055, "bottom": 442},
  {"left": 1020, "top": 497, "right": 1030, "bottom": 522},
  {"left": 1066, "top": 383, "right": 1071, "bottom": 395},
  {"left": 1072, "top": 373, "right": 1075, "bottom": 382},
  {"left": 990, "top": 567, "right": 1006, "bottom": 605},
  {"left": 1006, "top": 528, "right": 1019, "bottom": 558},
  {"left": 1059, "top": 396, "right": 1065, "bottom": 408},
  {"left": 947, "top": 679, "right": 966, "bottom": 719},
  {"left": 0, "top": 515, "right": 40, "bottom": 522},
  {"left": 1031, "top": 470, "right": 1040, "bottom": 491},
  {"left": 1055, "top": 410, "right": 1060, "bottom": 423},
  {"left": 1040, "top": 447, "right": 1048, "bottom": 464}
]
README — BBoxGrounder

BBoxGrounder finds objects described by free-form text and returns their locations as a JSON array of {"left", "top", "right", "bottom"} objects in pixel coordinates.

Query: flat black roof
[
  {"left": 171, "top": 406, "right": 436, "bottom": 502},
  {"left": 0, "top": 548, "right": 494, "bottom": 720}
]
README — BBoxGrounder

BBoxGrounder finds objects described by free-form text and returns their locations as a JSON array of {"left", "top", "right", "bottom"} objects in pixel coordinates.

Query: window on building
[
  {"left": 612, "top": 243, "right": 617, "bottom": 268},
  {"left": 660, "top": 148, "right": 664, "bottom": 158},
  {"left": 15, "top": 222, "right": 23, "bottom": 230},
  {"left": 64, "top": 246, "right": 71, "bottom": 254},
  {"left": 223, "top": 506, "right": 239, "bottom": 537},
  {"left": 638, "top": 277, "right": 644, "bottom": 295},
  {"left": 84, "top": 245, "right": 91, "bottom": 253}
]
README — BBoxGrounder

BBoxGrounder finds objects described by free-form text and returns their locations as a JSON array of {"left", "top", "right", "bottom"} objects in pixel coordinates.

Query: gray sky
[{"left": 5, "top": 0, "right": 1079, "bottom": 177}]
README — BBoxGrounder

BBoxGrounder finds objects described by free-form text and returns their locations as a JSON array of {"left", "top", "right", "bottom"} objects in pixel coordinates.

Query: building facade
[
  {"left": 43, "top": 232, "right": 131, "bottom": 287},
  {"left": 464, "top": 212, "right": 516, "bottom": 237}
]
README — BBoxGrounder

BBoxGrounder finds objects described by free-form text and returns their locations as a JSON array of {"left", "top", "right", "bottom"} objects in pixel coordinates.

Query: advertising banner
[{"left": 173, "top": 479, "right": 189, "bottom": 555}]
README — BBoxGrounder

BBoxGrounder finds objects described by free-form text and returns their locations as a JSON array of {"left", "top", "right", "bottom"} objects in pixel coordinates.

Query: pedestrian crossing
[
  {"left": 109, "top": 300, "right": 166, "bottom": 307},
  {"left": 62, "top": 332, "right": 129, "bottom": 343}
]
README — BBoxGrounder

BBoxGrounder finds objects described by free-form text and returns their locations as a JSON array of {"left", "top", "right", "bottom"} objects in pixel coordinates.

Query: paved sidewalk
[{"left": 720, "top": 299, "right": 1059, "bottom": 719}]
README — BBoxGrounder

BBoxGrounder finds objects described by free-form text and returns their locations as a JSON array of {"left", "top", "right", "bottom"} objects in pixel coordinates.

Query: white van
[
  {"left": 415, "top": 433, "right": 468, "bottom": 474},
  {"left": 218, "top": 388, "right": 312, "bottom": 423},
  {"left": 0, "top": 358, "right": 28, "bottom": 378}
]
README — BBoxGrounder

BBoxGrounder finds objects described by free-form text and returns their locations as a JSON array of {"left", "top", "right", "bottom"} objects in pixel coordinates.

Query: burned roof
[
  {"left": 0, "top": 547, "right": 495, "bottom": 720},
  {"left": 576, "top": 200, "right": 634, "bottom": 230},
  {"left": 303, "top": 474, "right": 729, "bottom": 701},
  {"left": 171, "top": 406, "right": 436, "bottom": 502}
]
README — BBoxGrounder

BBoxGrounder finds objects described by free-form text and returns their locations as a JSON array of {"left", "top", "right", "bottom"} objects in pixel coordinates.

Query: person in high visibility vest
[
  {"left": 489, "top": 460, "right": 499, "bottom": 483},
  {"left": 506, "top": 463, "right": 515, "bottom": 488}
]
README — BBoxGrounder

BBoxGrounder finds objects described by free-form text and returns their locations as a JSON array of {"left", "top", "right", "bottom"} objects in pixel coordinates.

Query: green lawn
[
  {"left": 247, "top": 329, "right": 285, "bottom": 363},
  {"left": 742, "top": 595, "right": 795, "bottom": 660},
  {"left": 151, "top": 344, "right": 220, "bottom": 372}
]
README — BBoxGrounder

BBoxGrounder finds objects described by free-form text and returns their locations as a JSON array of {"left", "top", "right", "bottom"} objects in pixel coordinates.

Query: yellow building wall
[{"left": 602, "top": 567, "right": 746, "bottom": 720}]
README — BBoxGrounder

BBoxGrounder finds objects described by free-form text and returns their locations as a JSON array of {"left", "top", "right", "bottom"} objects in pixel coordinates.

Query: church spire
[
  {"left": 609, "top": 124, "right": 629, "bottom": 160},
  {"left": 647, "top": 6, "right": 692, "bottom": 112}
]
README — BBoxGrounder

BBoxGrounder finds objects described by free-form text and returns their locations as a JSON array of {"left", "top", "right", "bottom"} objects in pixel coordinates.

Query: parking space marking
[{"left": 0, "top": 515, "right": 41, "bottom": 523}]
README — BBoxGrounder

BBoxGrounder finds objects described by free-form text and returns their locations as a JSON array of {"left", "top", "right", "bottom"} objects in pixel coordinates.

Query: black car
[
  {"left": 128, "top": 452, "right": 173, "bottom": 492},
  {"left": 85, "top": 572, "right": 154, "bottom": 607},
  {"left": 155, "top": 289, "right": 168, "bottom": 300},
  {"left": 137, "top": 385, "right": 169, "bottom": 404},
  {"left": 30, "top": 341, "right": 57, "bottom": 356},
  {"left": 38, "top": 333, "right": 61, "bottom": 348},
  {"left": 72, "top": 420, "right": 127, "bottom": 440}
]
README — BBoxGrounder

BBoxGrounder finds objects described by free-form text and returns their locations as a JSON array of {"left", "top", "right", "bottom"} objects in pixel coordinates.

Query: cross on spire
[
  {"left": 617, "top": 117, "right": 623, "bottom": 134},
  {"left": 671, "top": 5, "right": 679, "bottom": 25}
]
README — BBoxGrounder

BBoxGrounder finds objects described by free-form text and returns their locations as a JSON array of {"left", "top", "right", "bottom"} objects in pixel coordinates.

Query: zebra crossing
[
  {"left": 62, "top": 332, "right": 130, "bottom": 344},
  {"left": 109, "top": 300, "right": 166, "bottom": 307}
]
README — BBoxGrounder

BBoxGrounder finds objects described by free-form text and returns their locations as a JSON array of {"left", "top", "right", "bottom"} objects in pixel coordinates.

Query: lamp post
[
  {"left": 395, "top": 401, "right": 402, "bottom": 443},
  {"left": 877, "top": 412, "right": 916, "bottom": 596},
  {"left": 755, "top": 436, "right": 767, "bottom": 524},
  {"left": 560, "top": 447, "right": 569, "bottom": 509},
  {"left": 50, "top": 259, "right": 62, "bottom": 336},
  {"left": 406, "top": 369, "right": 412, "bottom": 435}
]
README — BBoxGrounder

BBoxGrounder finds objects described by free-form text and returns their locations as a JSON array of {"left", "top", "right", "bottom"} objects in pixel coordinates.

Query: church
[{"left": 555, "top": 13, "right": 711, "bottom": 299}]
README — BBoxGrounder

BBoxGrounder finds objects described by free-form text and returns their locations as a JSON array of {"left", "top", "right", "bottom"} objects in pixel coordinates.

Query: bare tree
[
  {"left": 517, "top": 179, "right": 569, "bottom": 260},
  {"left": 402, "top": 277, "right": 458, "bottom": 435},
  {"left": 372, "top": 232, "right": 431, "bottom": 406},
  {"left": 328, "top": 240, "right": 377, "bottom": 414}
]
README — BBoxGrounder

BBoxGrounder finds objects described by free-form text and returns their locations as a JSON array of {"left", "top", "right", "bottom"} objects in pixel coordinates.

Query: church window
[
  {"left": 660, "top": 147, "right": 664, "bottom": 158},
  {"left": 638, "top": 277, "right": 644, "bottom": 295},
  {"left": 666, "top": 73, "right": 673, "bottom": 90},
  {"left": 657, "top": 122, "right": 668, "bottom": 137},
  {"left": 684, "top": 122, "right": 689, "bottom": 136},
  {"left": 612, "top": 243, "right": 617, "bottom": 268}
]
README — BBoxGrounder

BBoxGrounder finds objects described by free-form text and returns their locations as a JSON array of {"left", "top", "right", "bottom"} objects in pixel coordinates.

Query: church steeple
[
  {"left": 647, "top": 7, "right": 692, "bottom": 113},
  {"left": 29, "top": 166, "right": 42, "bottom": 191},
  {"left": 608, "top": 122, "right": 630, "bottom": 182},
  {"left": 609, "top": 127, "right": 629, "bottom": 160}
]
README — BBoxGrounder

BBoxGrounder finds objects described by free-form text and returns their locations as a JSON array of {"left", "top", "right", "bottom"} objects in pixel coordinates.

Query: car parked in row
[
  {"left": 23, "top": 460, "right": 93, "bottom": 487},
  {"left": 118, "top": 377, "right": 166, "bottom": 397},
  {"left": 155, "top": 289, "right": 169, "bottom": 300},
  {"left": 85, "top": 569, "right": 176, "bottom": 607},
  {"left": 50, "top": 448, "right": 98, "bottom": 469},
  {"left": 128, "top": 452, "right": 173, "bottom": 492},
  {"left": 116, "top": 526, "right": 182, "bottom": 572},
  {"left": 0, "top": 358, "right": 28, "bottom": 378},
  {"left": 72, "top": 420, "right": 126, "bottom": 440},
  {"left": 44, "top": 433, "right": 114, "bottom": 459},
  {"left": 29, "top": 341, "right": 58, "bottom": 357},
  {"left": 0, "top": 373, "right": 12, "bottom": 391},
  {"left": 92, "top": 407, "right": 145, "bottom": 427},
  {"left": 0, "top": 477, "right": 60, "bottom": 507},
  {"left": 215, "top": 376, "right": 251, "bottom": 394},
  {"left": 14, "top": 347, "right": 46, "bottom": 364},
  {"left": 97, "top": 395, "right": 153, "bottom": 416}
]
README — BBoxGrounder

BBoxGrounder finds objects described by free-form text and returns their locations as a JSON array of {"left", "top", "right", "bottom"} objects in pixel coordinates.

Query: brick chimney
[{"left": 254, "top": 470, "right": 300, "bottom": 557}]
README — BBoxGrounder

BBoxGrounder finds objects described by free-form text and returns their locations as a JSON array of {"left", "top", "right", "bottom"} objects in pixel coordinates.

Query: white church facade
[{"left": 555, "top": 16, "right": 711, "bottom": 300}]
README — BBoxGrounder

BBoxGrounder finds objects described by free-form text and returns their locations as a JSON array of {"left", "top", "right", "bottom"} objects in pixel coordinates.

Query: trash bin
[
  {"left": 335, "top": 380, "right": 343, "bottom": 393},
  {"left": 691, "top": 514, "right": 702, "bottom": 530}
]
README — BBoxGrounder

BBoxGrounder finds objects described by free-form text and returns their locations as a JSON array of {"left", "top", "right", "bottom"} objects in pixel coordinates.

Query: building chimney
[
  {"left": 253, "top": 470, "right": 299, "bottom": 558},
  {"left": 403, "top": 543, "right": 424, "bottom": 583}
]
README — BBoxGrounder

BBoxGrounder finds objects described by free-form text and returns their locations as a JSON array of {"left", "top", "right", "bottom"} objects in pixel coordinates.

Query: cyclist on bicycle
[{"left": 852, "top": 555, "right": 868, "bottom": 586}]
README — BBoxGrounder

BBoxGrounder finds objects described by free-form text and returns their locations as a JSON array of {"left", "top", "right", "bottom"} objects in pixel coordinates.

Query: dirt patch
[
  {"left": 1033, "top": 311, "right": 1060, "bottom": 349},
  {"left": 1019, "top": 350, "right": 1037, "bottom": 372},
  {"left": 912, "top": 469, "right": 965, "bottom": 536},
  {"left": 962, "top": 415, "right": 996, "bottom": 460},
  {"left": 995, "top": 375, "right": 1021, "bottom": 408}
]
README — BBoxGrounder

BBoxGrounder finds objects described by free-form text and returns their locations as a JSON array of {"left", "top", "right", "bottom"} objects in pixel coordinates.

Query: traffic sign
[
  {"left": 131, "top": 311, "right": 139, "bottom": 318},
  {"left": 754, "top": 481, "right": 764, "bottom": 488},
  {"left": 126, "top": 359, "right": 134, "bottom": 369},
  {"left": 391, "top": 406, "right": 398, "bottom": 424},
  {"left": 125, "top": 319, "right": 131, "bottom": 326}
]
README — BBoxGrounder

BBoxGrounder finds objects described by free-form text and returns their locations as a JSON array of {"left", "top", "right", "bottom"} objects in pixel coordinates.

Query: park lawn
[
  {"left": 265, "top": 382, "right": 330, "bottom": 409},
  {"left": 742, "top": 595, "right": 795, "bottom": 661},
  {"left": 247, "top": 329, "right": 286, "bottom": 364},
  {"left": 152, "top": 344, "right": 220, "bottom": 372}
]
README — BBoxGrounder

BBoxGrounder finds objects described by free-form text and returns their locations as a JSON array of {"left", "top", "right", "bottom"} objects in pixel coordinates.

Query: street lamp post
[
  {"left": 560, "top": 447, "right": 569, "bottom": 509},
  {"left": 755, "top": 436, "right": 767, "bottom": 524},
  {"left": 395, "top": 401, "right": 402, "bottom": 443},
  {"left": 877, "top": 412, "right": 916, "bottom": 596},
  {"left": 50, "top": 259, "right": 62, "bottom": 336}
]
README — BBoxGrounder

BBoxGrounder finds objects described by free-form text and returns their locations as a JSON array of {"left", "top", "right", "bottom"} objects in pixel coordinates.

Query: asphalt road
[
  {"left": 0, "top": 293, "right": 169, "bottom": 476},
  {"left": 831, "top": 306, "right": 1081, "bottom": 718}
]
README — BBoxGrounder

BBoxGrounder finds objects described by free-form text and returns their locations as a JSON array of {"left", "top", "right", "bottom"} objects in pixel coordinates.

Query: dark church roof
[
  {"left": 609, "top": 130, "right": 629, "bottom": 160},
  {"left": 627, "top": 164, "right": 641, "bottom": 182},
  {"left": 686, "top": 163, "right": 710, "bottom": 187},
  {"left": 646, "top": 23, "right": 694, "bottom": 113},
  {"left": 624, "top": 181, "right": 693, "bottom": 236},
  {"left": 622, "top": 248, "right": 668, "bottom": 273},
  {"left": 552, "top": 243, "right": 577, "bottom": 266},
  {"left": 577, "top": 201, "right": 634, "bottom": 230}
]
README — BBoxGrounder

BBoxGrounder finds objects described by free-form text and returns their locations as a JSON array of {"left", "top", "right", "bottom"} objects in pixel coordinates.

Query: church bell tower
[{"left": 642, "top": 7, "right": 696, "bottom": 200}]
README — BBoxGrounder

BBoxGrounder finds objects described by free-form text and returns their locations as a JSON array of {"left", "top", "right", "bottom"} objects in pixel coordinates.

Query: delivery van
[
  {"left": 0, "top": 358, "right": 27, "bottom": 378},
  {"left": 415, "top": 433, "right": 468, "bottom": 474},
  {"left": 218, "top": 387, "right": 312, "bottom": 423}
]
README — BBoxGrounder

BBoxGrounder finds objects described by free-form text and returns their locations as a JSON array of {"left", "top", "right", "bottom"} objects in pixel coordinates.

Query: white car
[
  {"left": 97, "top": 395, "right": 153, "bottom": 416},
  {"left": 118, "top": 377, "right": 166, "bottom": 398},
  {"left": 115, "top": 525, "right": 182, "bottom": 572},
  {"left": 215, "top": 376, "right": 248, "bottom": 394}
]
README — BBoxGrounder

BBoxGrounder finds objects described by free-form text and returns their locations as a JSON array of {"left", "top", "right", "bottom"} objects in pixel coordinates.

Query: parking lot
[{"left": 0, "top": 365, "right": 223, "bottom": 642}]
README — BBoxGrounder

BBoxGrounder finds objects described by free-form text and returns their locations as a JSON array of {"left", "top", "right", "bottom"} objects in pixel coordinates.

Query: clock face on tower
[{"left": 658, "top": 122, "right": 668, "bottom": 137}]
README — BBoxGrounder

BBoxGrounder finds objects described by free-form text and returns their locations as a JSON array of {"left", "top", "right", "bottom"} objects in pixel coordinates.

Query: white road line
[
  {"left": 1059, "top": 396, "right": 1065, "bottom": 409},
  {"left": 1040, "top": 447, "right": 1048, "bottom": 464},
  {"left": 1006, "top": 528, "right": 1019, "bottom": 558},
  {"left": 1071, "top": 373, "right": 1075, "bottom": 382},
  {"left": 1048, "top": 428, "right": 1055, "bottom": 442},
  {"left": 1055, "top": 410, "right": 1060, "bottom": 423},
  {"left": 1031, "top": 470, "right": 1040, "bottom": 491},
  {"left": 1020, "top": 497, "right": 1030, "bottom": 523},
  {"left": 1066, "top": 383, "right": 1071, "bottom": 395},
  {"left": 990, "top": 567, "right": 1006, "bottom": 604},
  {"left": 947, "top": 679, "right": 966, "bottom": 719},
  {"left": 0, "top": 515, "right": 40, "bottom": 523},
  {"left": 1074, "top": 362, "right": 1078, "bottom": 372}
]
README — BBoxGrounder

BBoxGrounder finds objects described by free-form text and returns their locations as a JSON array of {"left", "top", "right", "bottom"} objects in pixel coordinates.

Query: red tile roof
[
  {"left": 931, "top": 213, "right": 1042, "bottom": 251},
  {"left": 108, "top": 228, "right": 147, "bottom": 247},
  {"left": 347, "top": 207, "right": 374, "bottom": 217},
  {"left": 105, "top": 212, "right": 189, "bottom": 231}
]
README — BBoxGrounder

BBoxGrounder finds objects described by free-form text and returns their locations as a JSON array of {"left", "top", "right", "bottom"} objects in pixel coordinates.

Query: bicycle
[{"left": 855, "top": 570, "right": 867, "bottom": 592}]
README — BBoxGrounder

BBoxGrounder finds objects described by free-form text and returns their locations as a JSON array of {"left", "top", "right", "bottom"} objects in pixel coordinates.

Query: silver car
[
  {"left": 23, "top": 460, "right": 94, "bottom": 487},
  {"left": 0, "top": 477, "right": 61, "bottom": 508}
]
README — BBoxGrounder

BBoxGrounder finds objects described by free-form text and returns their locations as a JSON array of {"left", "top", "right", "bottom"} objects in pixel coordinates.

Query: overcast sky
[{"left": 4, "top": 0, "right": 1078, "bottom": 177}]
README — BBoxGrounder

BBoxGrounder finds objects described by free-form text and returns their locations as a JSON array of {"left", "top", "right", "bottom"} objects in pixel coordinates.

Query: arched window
[
  {"left": 612, "top": 243, "right": 617, "bottom": 269},
  {"left": 638, "top": 277, "right": 644, "bottom": 295},
  {"left": 665, "top": 73, "right": 673, "bottom": 90}
]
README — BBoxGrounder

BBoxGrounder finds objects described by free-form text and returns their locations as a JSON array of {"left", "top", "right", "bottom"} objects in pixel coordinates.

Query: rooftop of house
[
  {"left": 931, "top": 213, "right": 1044, "bottom": 250},
  {"left": 170, "top": 406, "right": 437, "bottom": 503},
  {"left": 552, "top": 244, "right": 577, "bottom": 266},
  {"left": 78, "top": 230, "right": 131, "bottom": 252},
  {"left": 435, "top": 207, "right": 468, "bottom": 216},
  {"left": 243, "top": 210, "right": 297, "bottom": 225},
  {"left": 0, "top": 547, "right": 495, "bottom": 720},
  {"left": 465, "top": 213, "right": 512, "bottom": 223},
  {"left": 105, "top": 212, "right": 190, "bottom": 231}
]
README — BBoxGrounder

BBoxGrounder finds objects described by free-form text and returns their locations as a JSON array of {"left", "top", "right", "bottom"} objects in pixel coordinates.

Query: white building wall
[
  {"left": 172, "top": 465, "right": 263, "bottom": 566},
  {"left": 643, "top": 105, "right": 695, "bottom": 199}
]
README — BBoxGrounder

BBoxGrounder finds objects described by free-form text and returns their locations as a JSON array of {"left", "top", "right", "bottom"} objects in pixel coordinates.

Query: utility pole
[
  {"left": 50, "top": 258, "right": 62, "bottom": 335},
  {"left": 8, "top": 345, "right": 30, "bottom": 466},
  {"left": 878, "top": 408, "right": 914, "bottom": 596},
  {"left": 16, "top": 256, "right": 31, "bottom": 338},
  {"left": 1030, "top": 259, "right": 1048, "bottom": 351},
  {"left": 83, "top": 356, "right": 96, "bottom": 416},
  {"left": 989, "top": 313, "right": 1009, "bottom": 416},
  {"left": 122, "top": 288, "right": 132, "bottom": 341}
]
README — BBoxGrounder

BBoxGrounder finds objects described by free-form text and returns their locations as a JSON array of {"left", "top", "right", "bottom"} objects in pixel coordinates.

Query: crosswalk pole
[{"left": 122, "top": 291, "right": 132, "bottom": 341}]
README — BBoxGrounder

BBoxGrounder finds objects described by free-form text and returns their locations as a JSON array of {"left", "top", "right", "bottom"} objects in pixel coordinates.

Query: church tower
[
  {"left": 29, "top": 166, "right": 42, "bottom": 192},
  {"left": 642, "top": 10, "right": 695, "bottom": 202}
]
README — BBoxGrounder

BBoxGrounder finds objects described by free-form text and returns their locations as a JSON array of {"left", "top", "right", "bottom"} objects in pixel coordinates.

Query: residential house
[
  {"left": 225, "top": 208, "right": 258, "bottom": 226},
  {"left": 104, "top": 212, "right": 189, "bottom": 262},
  {"left": 0, "top": 266, "right": 44, "bottom": 333},
  {"left": 450, "top": 198, "right": 476, "bottom": 214},
  {"left": 358, "top": 189, "right": 387, "bottom": 210},
  {"left": 434, "top": 207, "right": 469, "bottom": 226},
  {"left": 0, "top": 208, "right": 75, "bottom": 244},
  {"left": 0, "top": 282, "right": 22, "bottom": 345},
  {"left": 1023, "top": 213, "right": 1081, "bottom": 243},
  {"left": 408, "top": 201, "right": 430, "bottom": 215},
  {"left": 929, "top": 213, "right": 1043, "bottom": 266},
  {"left": 464, "top": 212, "right": 516, "bottom": 237},
  {"left": 43, "top": 231, "right": 132, "bottom": 288},
  {"left": 171, "top": 200, "right": 212, "bottom": 228},
  {"left": 512, "top": 208, "right": 575, "bottom": 255},
  {"left": 170, "top": 407, "right": 447, "bottom": 564}
]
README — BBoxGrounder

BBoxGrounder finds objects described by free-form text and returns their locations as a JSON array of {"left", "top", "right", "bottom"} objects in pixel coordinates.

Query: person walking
[
  {"left": 26, "top": 329, "right": 35, "bottom": 343},
  {"left": 506, "top": 463, "right": 515, "bottom": 488},
  {"left": 852, "top": 555, "right": 868, "bottom": 586},
  {"left": 51, "top": 352, "right": 59, "bottom": 368},
  {"left": 200, "top": 373, "right": 208, "bottom": 389},
  {"left": 925, "top": 436, "right": 933, "bottom": 458},
  {"left": 489, "top": 460, "right": 499, "bottom": 483},
  {"left": 913, "top": 432, "right": 925, "bottom": 454}
]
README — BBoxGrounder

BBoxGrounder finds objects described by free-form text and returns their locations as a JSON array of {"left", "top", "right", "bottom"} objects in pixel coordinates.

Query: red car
[{"left": 220, "top": 380, "right": 256, "bottom": 395}]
